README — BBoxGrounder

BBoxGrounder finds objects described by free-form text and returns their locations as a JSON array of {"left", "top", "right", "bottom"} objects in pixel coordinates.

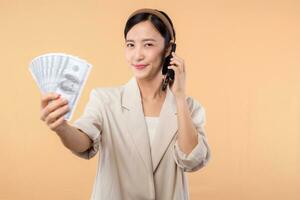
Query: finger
[
  {"left": 170, "top": 59, "right": 182, "bottom": 67},
  {"left": 171, "top": 58, "right": 186, "bottom": 73},
  {"left": 42, "top": 98, "right": 68, "bottom": 121},
  {"left": 46, "top": 104, "right": 69, "bottom": 125},
  {"left": 48, "top": 115, "right": 67, "bottom": 131},
  {"left": 41, "top": 98, "right": 68, "bottom": 121},
  {"left": 170, "top": 60, "right": 183, "bottom": 73},
  {"left": 171, "top": 53, "right": 185, "bottom": 71},
  {"left": 41, "top": 93, "right": 60, "bottom": 109},
  {"left": 171, "top": 53, "right": 186, "bottom": 67},
  {"left": 171, "top": 52, "right": 184, "bottom": 62}
]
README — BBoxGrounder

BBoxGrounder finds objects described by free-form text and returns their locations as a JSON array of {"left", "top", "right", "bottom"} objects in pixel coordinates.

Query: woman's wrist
[
  {"left": 54, "top": 120, "right": 70, "bottom": 135},
  {"left": 175, "top": 93, "right": 186, "bottom": 102}
]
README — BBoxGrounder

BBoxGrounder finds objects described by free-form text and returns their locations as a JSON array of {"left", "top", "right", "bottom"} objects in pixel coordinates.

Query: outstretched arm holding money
[{"left": 40, "top": 92, "right": 92, "bottom": 153}]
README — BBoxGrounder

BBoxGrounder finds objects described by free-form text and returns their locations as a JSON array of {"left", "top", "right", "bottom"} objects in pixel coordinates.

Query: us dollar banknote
[{"left": 29, "top": 53, "right": 92, "bottom": 121}]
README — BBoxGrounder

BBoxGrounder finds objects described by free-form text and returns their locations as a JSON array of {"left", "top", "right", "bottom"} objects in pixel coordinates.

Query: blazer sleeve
[
  {"left": 71, "top": 89, "right": 103, "bottom": 160},
  {"left": 173, "top": 98, "right": 211, "bottom": 172}
]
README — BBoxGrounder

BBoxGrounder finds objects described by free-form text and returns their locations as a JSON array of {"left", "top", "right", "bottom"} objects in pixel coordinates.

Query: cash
[{"left": 29, "top": 53, "right": 92, "bottom": 121}]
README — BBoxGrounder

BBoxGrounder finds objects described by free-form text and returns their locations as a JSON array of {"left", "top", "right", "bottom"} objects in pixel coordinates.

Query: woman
[{"left": 40, "top": 8, "right": 211, "bottom": 200}]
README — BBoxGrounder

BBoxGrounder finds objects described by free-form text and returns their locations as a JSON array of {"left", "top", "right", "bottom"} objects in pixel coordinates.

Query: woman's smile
[{"left": 133, "top": 64, "right": 148, "bottom": 69}]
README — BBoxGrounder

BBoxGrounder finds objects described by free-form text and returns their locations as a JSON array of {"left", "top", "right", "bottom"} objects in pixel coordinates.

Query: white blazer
[{"left": 72, "top": 77, "right": 211, "bottom": 200}]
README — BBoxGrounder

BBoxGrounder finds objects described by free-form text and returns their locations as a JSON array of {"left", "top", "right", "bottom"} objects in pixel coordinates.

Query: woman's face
[{"left": 125, "top": 20, "right": 167, "bottom": 80}]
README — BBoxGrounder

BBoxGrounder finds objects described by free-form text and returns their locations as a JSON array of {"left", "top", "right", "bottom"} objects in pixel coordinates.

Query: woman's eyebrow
[{"left": 125, "top": 38, "right": 157, "bottom": 42}]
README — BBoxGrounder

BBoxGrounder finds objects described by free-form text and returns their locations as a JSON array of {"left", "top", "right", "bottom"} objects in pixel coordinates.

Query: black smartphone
[{"left": 161, "top": 43, "right": 177, "bottom": 91}]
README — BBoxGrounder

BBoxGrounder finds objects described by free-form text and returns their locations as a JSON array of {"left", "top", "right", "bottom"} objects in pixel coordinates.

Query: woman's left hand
[{"left": 167, "top": 52, "right": 186, "bottom": 99}]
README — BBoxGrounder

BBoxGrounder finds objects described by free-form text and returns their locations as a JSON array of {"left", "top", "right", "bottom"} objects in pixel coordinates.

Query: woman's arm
[
  {"left": 166, "top": 52, "right": 198, "bottom": 154},
  {"left": 40, "top": 93, "right": 92, "bottom": 153},
  {"left": 175, "top": 95, "right": 198, "bottom": 155},
  {"left": 55, "top": 123, "right": 92, "bottom": 153}
]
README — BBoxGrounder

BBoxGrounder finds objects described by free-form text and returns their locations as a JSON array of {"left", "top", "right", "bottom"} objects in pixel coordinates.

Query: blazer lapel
[
  {"left": 151, "top": 85, "right": 178, "bottom": 172},
  {"left": 121, "top": 77, "right": 179, "bottom": 173},
  {"left": 121, "top": 77, "right": 153, "bottom": 173}
]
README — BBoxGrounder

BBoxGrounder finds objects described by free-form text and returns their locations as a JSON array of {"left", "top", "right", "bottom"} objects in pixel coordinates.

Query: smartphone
[{"left": 161, "top": 43, "right": 177, "bottom": 91}]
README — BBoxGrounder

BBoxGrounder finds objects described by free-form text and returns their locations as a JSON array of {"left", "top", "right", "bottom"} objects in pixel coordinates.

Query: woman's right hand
[{"left": 40, "top": 93, "right": 70, "bottom": 132}]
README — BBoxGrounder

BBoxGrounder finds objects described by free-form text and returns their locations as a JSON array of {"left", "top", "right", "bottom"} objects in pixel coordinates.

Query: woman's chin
[
  {"left": 132, "top": 69, "right": 148, "bottom": 78},
  {"left": 134, "top": 72, "right": 163, "bottom": 82},
  {"left": 131, "top": 66, "right": 163, "bottom": 80},
  {"left": 134, "top": 73, "right": 149, "bottom": 80}
]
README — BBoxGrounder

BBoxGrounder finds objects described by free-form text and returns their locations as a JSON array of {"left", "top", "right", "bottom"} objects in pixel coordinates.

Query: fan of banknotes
[{"left": 29, "top": 53, "right": 92, "bottom": 121}]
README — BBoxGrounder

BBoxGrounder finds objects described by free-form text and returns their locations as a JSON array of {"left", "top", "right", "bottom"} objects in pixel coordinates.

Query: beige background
[{"left": 0, "top": 0, "right": 299, "bottom": 199}]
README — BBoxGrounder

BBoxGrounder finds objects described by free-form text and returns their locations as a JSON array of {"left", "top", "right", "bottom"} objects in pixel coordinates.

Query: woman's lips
[{"left": 134, "top": 64, "right": 148, "bottom": 69}]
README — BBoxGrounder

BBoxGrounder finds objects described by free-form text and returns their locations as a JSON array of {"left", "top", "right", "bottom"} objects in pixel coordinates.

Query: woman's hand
[
  {"left": 40, "top": 93, "right": 70, "bottom": 132},
  {"left": 167, "top": 52, "right": 186, "bottom": 99}
]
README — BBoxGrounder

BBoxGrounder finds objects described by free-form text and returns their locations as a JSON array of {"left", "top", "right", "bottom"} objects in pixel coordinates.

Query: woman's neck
[{"left": 136, "top": 74, "right": 166, "bottom": 101}]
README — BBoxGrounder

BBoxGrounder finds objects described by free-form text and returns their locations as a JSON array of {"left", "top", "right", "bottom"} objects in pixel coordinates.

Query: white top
[{"left": 144, "top": 116, "right": 159, "bottom": 148}]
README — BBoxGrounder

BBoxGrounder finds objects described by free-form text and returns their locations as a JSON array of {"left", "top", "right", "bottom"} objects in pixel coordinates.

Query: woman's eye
[
  {"left": 126, "top": 43, "right": 134, "bottom": 47},
  {"left": 145, "top": 43, "right": 153, "bottom": 47}
]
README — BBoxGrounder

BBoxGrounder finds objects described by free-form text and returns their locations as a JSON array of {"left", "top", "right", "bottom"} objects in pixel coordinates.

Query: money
[{"left": 29, "top": 53, "right": 92, "bottom": 121}]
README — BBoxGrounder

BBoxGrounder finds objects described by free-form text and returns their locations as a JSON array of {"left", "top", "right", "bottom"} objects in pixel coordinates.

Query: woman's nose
[{"left": 134, "top": 46, "right": 144, "bottom": 60}]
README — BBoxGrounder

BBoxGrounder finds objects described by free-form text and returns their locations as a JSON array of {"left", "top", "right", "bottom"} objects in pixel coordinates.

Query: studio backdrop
[{"left": 0, "top": 0, "right": 299, "bottom": 199}]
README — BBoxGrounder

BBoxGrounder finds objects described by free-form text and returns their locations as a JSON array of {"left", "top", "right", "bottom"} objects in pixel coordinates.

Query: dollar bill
[{"left": 29, "top": 53, "right": 92, "bottom": 121}]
